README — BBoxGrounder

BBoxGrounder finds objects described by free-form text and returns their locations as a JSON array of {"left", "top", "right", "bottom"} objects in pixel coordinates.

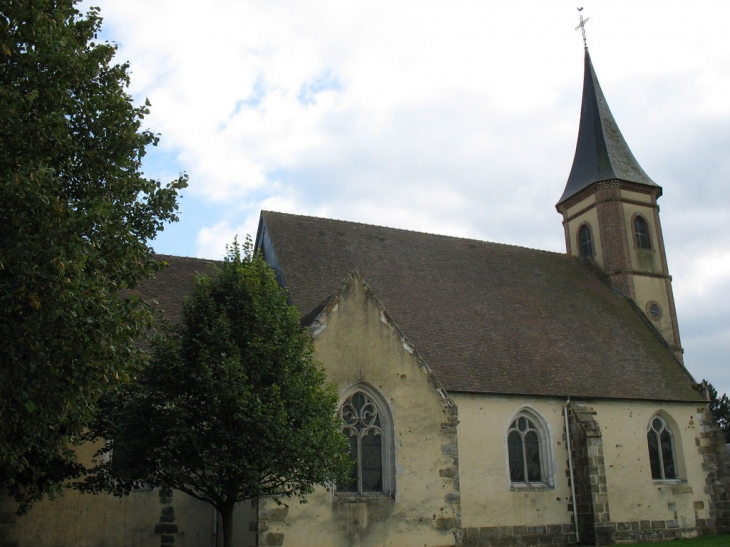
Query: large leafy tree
[
  {"left": 704, "top": 380, "right": 730, "bottom": 443},
  {"left": 0, "top": 0, "right": 186, "bottom": 511},
  {"left": 80, "top": 241, "right": 350, "bottom": 547}
]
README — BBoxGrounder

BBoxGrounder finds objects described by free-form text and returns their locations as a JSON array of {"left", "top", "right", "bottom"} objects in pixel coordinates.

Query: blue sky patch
[
  {"left": 239, "top": 75, "right": 267, "bottom": 110},
  {"left": 298, "top": 72, "right": 342, "bottom": 107}
]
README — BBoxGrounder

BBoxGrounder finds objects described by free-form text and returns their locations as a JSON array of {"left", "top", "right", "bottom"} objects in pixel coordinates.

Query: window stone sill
[
  {"left": 509, "top": 483, "right": 553, "bottom": 491},
  {"left": 653, "top": 480, "right": 691, "bottom": 494},
  {"left": 333, "top": 493, "right": 395, "bottom": 503}
]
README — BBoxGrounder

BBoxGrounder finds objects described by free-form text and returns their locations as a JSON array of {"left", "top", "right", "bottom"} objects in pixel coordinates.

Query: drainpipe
[
  {"left": 564, "top": 399, "right": 580, "bottom": 544},
  {"left": 213, "top": 507, "right": 218, "bottom": 547}
]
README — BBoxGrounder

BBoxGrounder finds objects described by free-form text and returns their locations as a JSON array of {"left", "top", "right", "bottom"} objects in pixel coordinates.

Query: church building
[
  {"left": 2, "top": 49, "right": 728, "bottom": 547},
  {"left": 247, "top": 48, "right": 729, "bottom": 547}
]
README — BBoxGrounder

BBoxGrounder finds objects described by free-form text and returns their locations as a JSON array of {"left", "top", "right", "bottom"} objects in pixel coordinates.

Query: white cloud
[
  {"left": 675, "top": 251, "right": 730, "bottom": 301},
  {"left": 196, "top": 219, "right": 259, "bottom": 259},
  {"left": 85, "top": 0, "right": 730, "bottom": 393}
]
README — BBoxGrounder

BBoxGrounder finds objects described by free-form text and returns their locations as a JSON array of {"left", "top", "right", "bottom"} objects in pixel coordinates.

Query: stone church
[{"left": 3, "top": 50, "right": 729, "bottom": 547}]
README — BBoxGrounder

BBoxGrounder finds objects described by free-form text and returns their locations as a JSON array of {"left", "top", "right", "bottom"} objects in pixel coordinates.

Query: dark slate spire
[{"left": 558, "top": 50, "right": 660, "bottom": 205}]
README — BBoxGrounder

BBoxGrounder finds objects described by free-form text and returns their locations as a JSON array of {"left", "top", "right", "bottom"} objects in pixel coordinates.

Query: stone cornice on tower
[{"left": 556, "top": 179, "right": 661, "bottom": 219}]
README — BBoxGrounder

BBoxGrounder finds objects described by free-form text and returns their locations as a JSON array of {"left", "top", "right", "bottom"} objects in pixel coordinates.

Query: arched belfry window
[
  {"left": 647, "top": 415, "right": 677, "bottom": 480},
  {"left": 506, "top": 408, "right": 553, "bottom": 488},
  {"left": 338, "top": 384, "right": 395, "bottom": 496},
  {"left": 634, "top": 215, "right": 652, "bottom": 249},
  {"left": 578, "top": 224, "right": 595, "bottom": 258}
]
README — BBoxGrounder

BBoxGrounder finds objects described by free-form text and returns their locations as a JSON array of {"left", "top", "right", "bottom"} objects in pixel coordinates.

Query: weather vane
[{"left": 575, "top": 7, "right": 589, "bottom": 49}]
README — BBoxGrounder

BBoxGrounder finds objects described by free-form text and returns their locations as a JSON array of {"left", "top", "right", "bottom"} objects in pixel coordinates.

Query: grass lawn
[{"left": 622, "top": 535, "right": 730, "bottom": 546}]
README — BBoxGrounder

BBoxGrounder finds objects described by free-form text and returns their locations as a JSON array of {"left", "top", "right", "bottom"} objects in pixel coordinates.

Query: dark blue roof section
[{"left": 558, "top": 50, "right": 660, "bottom": 205}]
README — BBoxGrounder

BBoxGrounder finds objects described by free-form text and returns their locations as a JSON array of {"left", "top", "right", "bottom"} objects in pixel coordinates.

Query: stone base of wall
[
  {"left": 612, "top": 519, "right": 715, "bottom": 544},
  {"left": 460, "top": 519, "right": 727, "bottom": 547},
  {"left": 461, "top": 524, "right": 577, "bottom": 546}
]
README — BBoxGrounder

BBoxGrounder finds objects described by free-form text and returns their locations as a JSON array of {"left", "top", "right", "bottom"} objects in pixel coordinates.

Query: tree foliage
[
  {"left": 79, "top": 241, "right": 351, "bottom": 547},
  {"left": 704, "top": 380, "right": 730, "bottom": 443},
  {"left": 0, "top": 0, "right": 186, "bottom": 511}
]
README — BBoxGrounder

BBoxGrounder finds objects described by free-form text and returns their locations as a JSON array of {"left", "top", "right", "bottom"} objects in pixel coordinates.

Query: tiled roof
[
  {"left": 558, "top": 50, "right": 660, "bottom": 206},
  {"left": 257, "top": 211, "right": 702, "bottom": 402},
  {"left": 133, "top": 255, "right": 219, "bottom": 322}
]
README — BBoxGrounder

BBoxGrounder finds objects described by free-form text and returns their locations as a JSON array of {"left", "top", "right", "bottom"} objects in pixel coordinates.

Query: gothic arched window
[
  {"left": 506, "top": 409, "right": 553, "bottom": 488},
  {"left": 647, "top": 415, "right": 677, "bottom": 480},
  {"left": 578, "top": 224, "right": 595, "bottom": 258},
  {"left": 338, "top": 387, "right": 394, "bottom": 496},
  {"left": 634, "top": 215, "right": 651, "bottom": 249},
  {"left": 508, "top": 416, "right": 541, "bottom": 482}
]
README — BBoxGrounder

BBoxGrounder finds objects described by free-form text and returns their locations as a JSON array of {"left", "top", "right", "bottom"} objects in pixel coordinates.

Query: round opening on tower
[{"left": 646, "top": 301, "right": 662, "bottom": 321}]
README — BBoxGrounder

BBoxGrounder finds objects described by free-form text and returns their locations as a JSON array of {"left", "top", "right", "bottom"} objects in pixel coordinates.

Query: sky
[{"left": 84, "top": 0, "right": 730, "bottom": 396}]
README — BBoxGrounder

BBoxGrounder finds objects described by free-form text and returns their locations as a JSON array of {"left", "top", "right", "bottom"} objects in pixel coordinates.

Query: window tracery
[
  {"left": 647, "top": 415, "right": 677, "bottom": 480},
  {"left": 506, "top": 408, "right": 553, "bottom": 489},
  {"left": 508, "top": 416, "right": 541, "bottom": 483},
  {"left": 339, "top": 392, "right": 384, "bottom": 493},
  {"left": 337, "top": 385, "right": 394, "bottom": 497}
]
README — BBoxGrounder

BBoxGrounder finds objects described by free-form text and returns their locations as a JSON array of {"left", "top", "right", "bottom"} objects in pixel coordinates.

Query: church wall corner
[{"left": 695, "top": 406, "right": 730, "bottom": 534}]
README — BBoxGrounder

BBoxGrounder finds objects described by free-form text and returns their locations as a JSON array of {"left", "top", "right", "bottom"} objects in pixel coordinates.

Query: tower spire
[
  {"left": 557, "top": 49, "right": 660, "bottom": 206},
  {"left": 555, "top": 47, "right": 683, "bottom": 362}
]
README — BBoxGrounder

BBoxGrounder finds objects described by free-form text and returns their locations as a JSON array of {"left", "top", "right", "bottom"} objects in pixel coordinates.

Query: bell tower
[{"left": 556, "top": 49, "right": 683, "bottom": 362}]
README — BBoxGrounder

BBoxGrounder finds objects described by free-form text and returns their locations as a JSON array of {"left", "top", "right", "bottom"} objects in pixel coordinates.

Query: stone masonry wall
[
  {"left": 155, "top": 488, "right": 177, "bottom": 547},
  {"left": 568, "top": 404, "right": 613, "bottom": 546},
  {"left": 595, "top": 184, "right": 634, "bottom": 301},
  {"left": 440, "top": 402, "right": 462, "bottom": 544},
  {"left": 461, "top": 523, "right": 576, "bottom": 546},
  {"left": 697, "top": 406, "right": 730, "bottom": 535}
]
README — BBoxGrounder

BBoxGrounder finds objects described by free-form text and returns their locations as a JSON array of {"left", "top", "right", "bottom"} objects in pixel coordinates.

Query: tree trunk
[{"left": 220, "top": 501, "right": 235, "bottom": 547}]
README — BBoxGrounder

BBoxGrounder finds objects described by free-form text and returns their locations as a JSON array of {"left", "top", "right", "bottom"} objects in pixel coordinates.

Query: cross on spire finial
[{"left": 575, "top": 7, "right": 590, "bottom": 49}]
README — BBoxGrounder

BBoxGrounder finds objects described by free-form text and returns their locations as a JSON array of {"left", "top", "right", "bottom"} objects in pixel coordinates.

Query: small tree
[
  {"left": 80, "top": 241, "right": 351, "bottom": 547},
  {"left": 704, "top": 380, "right": 730, "bottom": 443},
  {"left": 0, "top": 0, "right": 186, "bottom": 510}
]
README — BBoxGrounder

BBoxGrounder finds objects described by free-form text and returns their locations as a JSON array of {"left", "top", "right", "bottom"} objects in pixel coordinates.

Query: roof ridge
[
  {"left": 154, "top": 253, "right": 221, "bottom": 263},
  {"left": 261, "top": 210, "right": 568, "bottom": 258}
]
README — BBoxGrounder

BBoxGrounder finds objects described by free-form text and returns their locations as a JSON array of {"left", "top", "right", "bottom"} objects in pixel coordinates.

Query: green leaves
[
  {"left": 80, "top": 242, "right": 350, "bottom": 547},
  {"left": 1, "top": 0, "right": 185, "bottom": 512},
  {"left": 705, "top": 380, "right": 730, "bottom": 443}
]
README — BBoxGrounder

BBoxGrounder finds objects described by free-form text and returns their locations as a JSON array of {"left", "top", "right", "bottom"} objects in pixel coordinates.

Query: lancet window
[
  {"left": 634, "top": 215, "right": 652, "bottom": 249},
  {"left": 578, "top": 224, "right": 595, "bottom": 258},
  {"left": 508, "top": 416, "right": 542, "bottom": 483},
  {"left": 506, "top": 408, "right": 553, "bottom": 489},
  {"left": 647, "top": 415, "right": 677, "bottom": 480}
]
